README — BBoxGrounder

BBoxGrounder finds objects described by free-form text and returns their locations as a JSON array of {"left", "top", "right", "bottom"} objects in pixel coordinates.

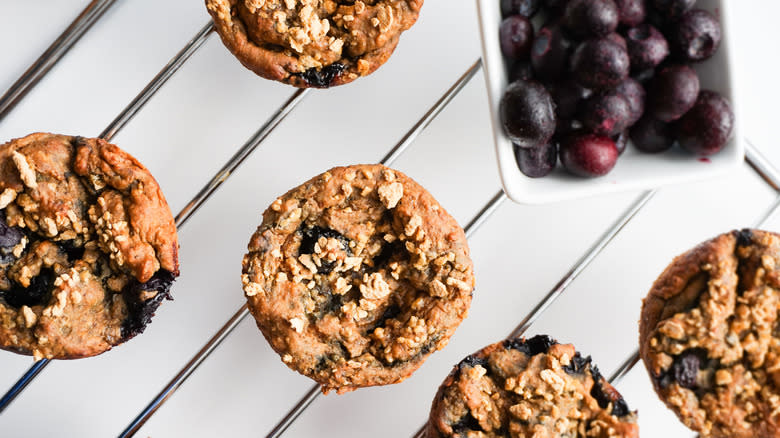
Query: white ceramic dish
[{"left": 476, "top": 0, "right": 743, "bottom": 204}]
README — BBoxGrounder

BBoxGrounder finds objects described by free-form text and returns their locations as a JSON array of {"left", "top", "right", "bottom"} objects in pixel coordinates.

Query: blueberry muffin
[
  {"left": 241, "top": 164, "right": 474, "bottom": 393},
  {"left": 426, "top": 335, "right": 639, "bottom": 437},
  {"left": 640, "top": 229, "right": 780, "bottom": 437},
  {"left": 0, "top": 133, "right": 179, "bottom": 360},
  {"left": 205, "top": 0, "right": 424, "bottom": 88}
]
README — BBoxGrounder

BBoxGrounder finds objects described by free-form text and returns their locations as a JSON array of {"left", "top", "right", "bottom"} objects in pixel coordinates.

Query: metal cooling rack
[{"left": 0, "top": 2, "right": 777, "bottom": 436}]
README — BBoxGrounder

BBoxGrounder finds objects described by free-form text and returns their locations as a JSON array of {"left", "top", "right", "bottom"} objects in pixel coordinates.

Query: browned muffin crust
[
  {"left": 0, "top": 133, "right": 179, "bottom": 360},
  {"left": 640, "top": 229, "right": 780, "bottom": 437},
  {"left": 426, "top": 336, "right": 639, "bottom": 438},
  {"left": 205, "top": 0, "right": 423, "bottom": 88},
  {"left": 242, "top": 164, "right": 474, "bottom": 393}
]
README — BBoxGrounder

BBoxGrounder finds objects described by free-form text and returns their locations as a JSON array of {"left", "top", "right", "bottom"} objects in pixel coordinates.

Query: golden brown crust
[
  {"left": 0, "top": 133, "right": 179, "bottom": 360},
  {"left": 426, "top": 337, "right": 639, "bottom": 437},
  {"left": 639, "top": 229, "right": 780, "bottom": 437},
  {"left": 205, "top": 0, "right": 423, "bottom": 88},
  {"left": 242, "top": 164, "right": 473, "bottom": 393}
]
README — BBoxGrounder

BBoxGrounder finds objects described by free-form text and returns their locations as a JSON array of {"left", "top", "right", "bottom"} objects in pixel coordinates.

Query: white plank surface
[{"left": 0, "top": 1, "right": 777, "bottom": 437}]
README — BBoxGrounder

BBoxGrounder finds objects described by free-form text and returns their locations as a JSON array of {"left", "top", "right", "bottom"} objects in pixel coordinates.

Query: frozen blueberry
[
  {"left": 560, "top": 132, "right": 619, "bottom": 177},
  {"left": 580, "top": 91, "right": 632, "bottom": 136},
  {"left": 509, "top": 61, "right": 534, "bottom": 82},
  {"left": 614, "top": 130, "right": 629, "bottom": 155},
  {"left": 570, "top": 38, "right": 630, "bottom": 90},
  {"left": 501, "top": 0, "right": 541, "bottom": 17},
  {"left": 626, "top": 24, "right": 669, "bottom": 71},
  {"left": 630, "top": 115, "right": 675, "bottom": 153},
  {"left": 514, "top": 142, "right": 558, "bottom": 178},
  {"left": 500, "top": 15, "right": 535, "bottom": 60},
  {"left": 549, "top": 79, "right": 592, "bottom": 119},
  {"left": 614, "top": 0, "right": 646, "bottom": 27},
  {"left": 648, "top": 64, "right": 700, "bottom": 122},
  {"left": 531, "top": 24, "right": 572, "bottom": 80},
  {"left": 563, "top": 0, "right": 620, "bottom": 38},
  {"left": 677, "top": 90, "right": 734, "bottom": 156},
  {"left": 544, "top": 0, "right": 569, "bottom": 15},
  {"left": 614, "top": 78, "right": 646, "bottom": 125},
  {"left": 671, "top": 9, "right": 722, "bottom": 62},
  {"left": 633, "top": 70, "right": 656, "bottom": 87},
  {"left": 652, "top": 0, "right": 696, "bottom": 21},
  {"left": 500, "top": 80, "right": 557, "bottom": 148},
  {"left": 606, "top": 32, "right": 627, "bottom": 50},
  {"left": 555, "top": 118, "right": 581, "bottom": 139}
]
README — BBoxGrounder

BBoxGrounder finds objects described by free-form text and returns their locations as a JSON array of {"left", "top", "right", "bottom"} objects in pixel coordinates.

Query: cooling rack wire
[{"left": 0, "top": 1, "right": 777, "bottom": 437}]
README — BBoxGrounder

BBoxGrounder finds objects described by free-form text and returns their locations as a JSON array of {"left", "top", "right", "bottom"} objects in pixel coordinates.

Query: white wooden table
[{"left": 0, "top": 1, "right": 777, "bottom": 436}]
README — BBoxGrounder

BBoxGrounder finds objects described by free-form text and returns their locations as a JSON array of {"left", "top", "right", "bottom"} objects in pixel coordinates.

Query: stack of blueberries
[{"left": 499, "top": 0, "right": 734, "bottom": 178}]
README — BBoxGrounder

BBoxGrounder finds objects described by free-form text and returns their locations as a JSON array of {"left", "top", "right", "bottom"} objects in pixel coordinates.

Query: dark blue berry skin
[
  {"left": 514, "top": 142, "right": 558, "bottom": 178},
  {"left": 606, "top": 32, "right": 627, "bottom": 50},
  {"left": 614, "top": 130, "right": 629, "bottom": 155},
  {"left": 563, "top": 0, "right": 620, "bottom": 39},
  {"left": 652, "top": 0, "right": 696, "bottom": 21},
  {"left": 672, "top": 9, "right": 722, "bottom": 63},
  {"left": 614, "top": 77, "right": 646, "bottom": 126},
  {"left": 504, "top": 335, "right": 558, "bottom": 355},
  {"left": 0, "top": 269, "right": 55, "bottom": 309},
  {"left": 630, "top": 115, "right": 675, "bottom": 153},
  {"left": 549, "top": 79, "right": 592, "bottom": 120},
  {"left": 500, "top": 80, "right": 557, "bottom": 149},
  {"left": 560, "top": 132, "right": 619, "bottom": 177},
  {"left": 570, "top": 38, "right": 630, "bottom": 90},
  {"left": 677, "top": 90, "right": 734, "bottom": 156},
  {"left": 501, "top": 0, "right": 541, "bottom": 18},
  {"left": 580, "top": 91, "right": 632, "bottom": 137},
  {"left": 0, "top": 212, "right": 23, "bottom": 264},
  {"left": 121, "top": 270, "right": 176, "bottom": 340},
  {"left": 665, "top": 349, "right": 708, "bottom": 389},
  {"left": 299, "top": 63, "right": 346, "bottom": 88},
  {"left": 500, "top": 15, "right": 535, "bottom": 60},
  {"left": 614, "top": 0, "right": 646, "bottom": 27},
  {"left": 299, "top": 226, "right": 351, "bottom": 273},
  {"left": 531, "top": 24, "right": 573, "bottom": 81},
  {"left": 509, "top": 61, "right": 534, "bottom": 82},
  {"left": 544, "top": 0, "right": 568, "bottom": 15},
  {"left": 648, "top": 64, "right": 700, "bottom": 122},
  {"left": 626, "top": 24, "right": 669, "bottom": 71}
]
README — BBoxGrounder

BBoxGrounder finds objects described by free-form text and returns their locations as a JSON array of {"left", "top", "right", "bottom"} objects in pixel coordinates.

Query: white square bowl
[{"left": 476, "top": 0, "right": 743, "bottom": 204}]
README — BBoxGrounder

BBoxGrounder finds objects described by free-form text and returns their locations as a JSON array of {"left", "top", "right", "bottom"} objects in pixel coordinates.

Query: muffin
[
  {"left": 205, "top": 0, "right": 424, "bottom": 88},
  {"left": 241, "top": 164, "right": 474, "bottom": 393},
  {"left": 427, "top": 335, "right": 639, "bottom": 437},
  {"left": 0, "top": 133, "right": 179, "bottom": 360},
  {"left": 640, "top": 229, "right": 780, "bottom": 437}
]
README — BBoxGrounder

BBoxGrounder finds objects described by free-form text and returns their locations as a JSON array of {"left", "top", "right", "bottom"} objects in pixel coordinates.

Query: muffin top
[
  {"left": 205, "top": 0, "right": 424, "bottom": 87},
  {"left": 242, "top": 164, "right": 474, "bottom": 393},
  {"left": 641, "top": 229, "right": 780, "bottom": 438},
  {"left": 427, "top": 335, "right": 639, "bottom": 437},
  {"left": 0, "top": 133, "right": 179, "bottom": 360}
]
